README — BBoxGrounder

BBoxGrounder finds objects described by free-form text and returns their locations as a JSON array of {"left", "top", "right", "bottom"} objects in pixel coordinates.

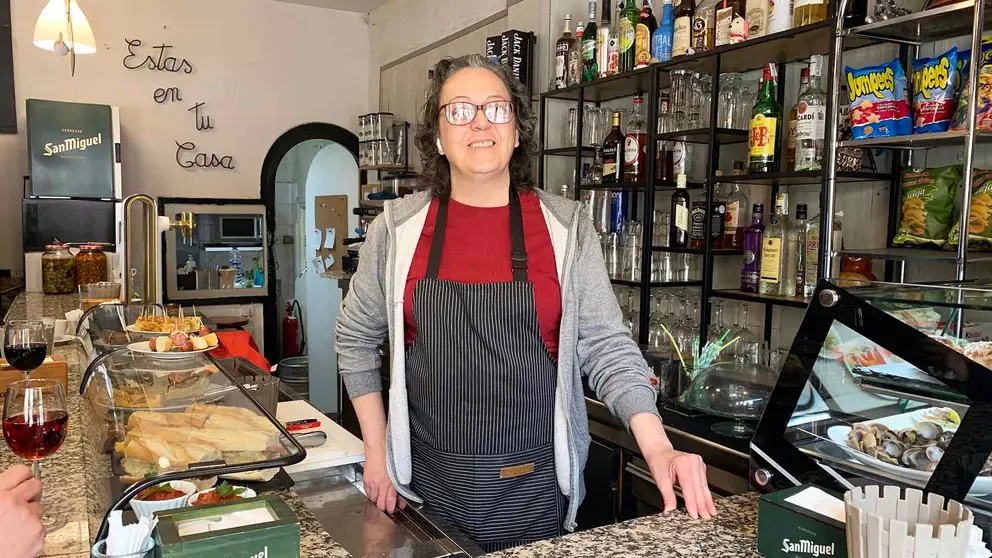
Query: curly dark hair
[{"left": 415, "top": 54, "right": 538, "bottom": 197}]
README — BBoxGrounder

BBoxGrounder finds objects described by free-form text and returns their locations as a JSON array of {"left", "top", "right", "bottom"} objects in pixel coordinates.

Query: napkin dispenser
[
  {"left": 153, "top": 495, "right": 299, "bottom": 558},
  {"left": 758, "top": 484, "right": 848, "bottom": 558}
]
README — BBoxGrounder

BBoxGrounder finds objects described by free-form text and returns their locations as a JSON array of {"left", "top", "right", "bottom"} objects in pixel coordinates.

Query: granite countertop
[
  {"left": 2, "top": 294, "right": 350, "bottom": 558},
  {"left": 3, "top": 294, "right": 92, "bottom": 557},
  {"left": 486, "top": 493, "right": 760, "bottom": 558}
]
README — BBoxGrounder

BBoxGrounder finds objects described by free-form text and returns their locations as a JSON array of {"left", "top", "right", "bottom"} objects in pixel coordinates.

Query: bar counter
[{"left": 4, "top": 293, "right": 762, "bottom": 558}]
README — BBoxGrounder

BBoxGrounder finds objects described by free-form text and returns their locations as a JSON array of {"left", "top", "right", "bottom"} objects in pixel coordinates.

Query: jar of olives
[
  {"left": 41, "top": 243, "right": 76, "bottom": 295},
  {"left": 76, "top": 244, "right": 108, "bottom": 286}
]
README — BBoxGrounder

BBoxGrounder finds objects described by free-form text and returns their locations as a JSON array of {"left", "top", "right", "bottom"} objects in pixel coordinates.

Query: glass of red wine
[
  {"left": 2, "top": 320, "right": 48, "bottom": 378},
  {"left": 2, "top": 379, "right": 69, "bottom": 532}
]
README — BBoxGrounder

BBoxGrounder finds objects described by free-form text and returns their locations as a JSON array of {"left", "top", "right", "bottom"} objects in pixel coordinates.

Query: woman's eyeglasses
[{"left": 439, "top": 101, "right": 514, "bottom": 126}]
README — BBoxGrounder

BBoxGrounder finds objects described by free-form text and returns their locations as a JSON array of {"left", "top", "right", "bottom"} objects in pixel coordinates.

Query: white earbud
[{"left": 436, "top": 138, "right": 444, "bottom": 156}]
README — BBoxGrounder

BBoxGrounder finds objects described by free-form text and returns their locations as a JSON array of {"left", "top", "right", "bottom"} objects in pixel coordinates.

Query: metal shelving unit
[
  {"left": 823, "top": 0, "right": 989, "bottom": 285},
  {"left": 538, "top": 16, "right": 867, "bottom": 347}
]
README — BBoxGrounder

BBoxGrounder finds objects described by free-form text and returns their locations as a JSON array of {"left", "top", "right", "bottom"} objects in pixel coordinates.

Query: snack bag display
[
  {"left": 846, "top": 59, "right": 912, "bottom": 139},
  {"left": 956, "top": 48, "right": 971, "bottom": 95},
  {"left": 893, "top": 165, "right": 961, "bottom": 247},
  {"left": 952, "top": 38, "right": 992, "bottom": 132},
  {"left": 948, "top": 169, "right": 992, "bottom": 249},
  {"left": 912, "top": 47, "right": 959, "bottom": 134},
  {"left": 950, "top": 74, "right": 992, "bottom": 132}
]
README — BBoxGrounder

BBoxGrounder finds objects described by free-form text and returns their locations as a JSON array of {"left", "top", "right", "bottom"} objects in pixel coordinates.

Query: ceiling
[{"left": 266, "top": 0, "right": 391, "bottom": 12}]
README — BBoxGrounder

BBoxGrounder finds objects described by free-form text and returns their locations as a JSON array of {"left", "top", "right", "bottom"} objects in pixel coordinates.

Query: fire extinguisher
[{"left": 282, "top": 300, "right": 306, "bottom": 359}]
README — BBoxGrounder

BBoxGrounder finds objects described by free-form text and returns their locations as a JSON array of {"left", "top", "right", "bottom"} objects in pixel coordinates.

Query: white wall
[{"left": 1, "top": 0, "right": 370, "bottom": 273}]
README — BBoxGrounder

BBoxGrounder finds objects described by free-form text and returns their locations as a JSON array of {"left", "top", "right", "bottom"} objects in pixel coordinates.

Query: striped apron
[{"left": 406, "top": 189, "right": 563, "bottom": 552}]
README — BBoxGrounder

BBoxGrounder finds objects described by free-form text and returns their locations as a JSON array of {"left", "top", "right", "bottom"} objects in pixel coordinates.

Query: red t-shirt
[{"left": 403, "top": 192, "right": 562, "bottom": 359}]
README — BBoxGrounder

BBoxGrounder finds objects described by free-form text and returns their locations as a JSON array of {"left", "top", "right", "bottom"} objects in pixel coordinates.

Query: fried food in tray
[
  {"left": 133, "top": 315, "right": 203, "bottom": 334},
  {"left": 114, "top": 403, "right": 286, "bottom": 484}
]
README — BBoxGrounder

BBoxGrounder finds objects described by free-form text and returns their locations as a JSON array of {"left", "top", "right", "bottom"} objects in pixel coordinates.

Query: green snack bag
[
  {"left": 893, "top": 165, "right": 961, "bottom": 247},
  {"left": 948, "top": 169, "right": 992, "bottom": 249}
]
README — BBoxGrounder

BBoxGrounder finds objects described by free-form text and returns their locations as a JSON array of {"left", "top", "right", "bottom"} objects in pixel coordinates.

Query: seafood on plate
[
  {"left": 133, "top": 314, "right": 203, "bottom": 334},
  {"left": 846, "top": 421, "right": 960, "bottom": 472}
]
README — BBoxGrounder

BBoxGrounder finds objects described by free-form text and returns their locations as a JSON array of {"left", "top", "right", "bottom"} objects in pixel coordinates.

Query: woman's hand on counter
[
  {"left": 0, "top": 465, "right": 44, "bottom": 558},
  {"left": 364, "top": 442, "right": 405, "bottom": 514},
  {"left": 630, "top": 413, "right": 717, "bottom": 521}
]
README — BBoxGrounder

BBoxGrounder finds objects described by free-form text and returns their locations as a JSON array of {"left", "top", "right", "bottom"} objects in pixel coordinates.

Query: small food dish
[
  {"left": 189, "top": 482, "right": 255, "bottom": 506},
  {"left": 128, "top": 480, "right": 197, "bottom": 520},
  {"left": 128, "top": 340, "right": 215, "bottom": 359}
]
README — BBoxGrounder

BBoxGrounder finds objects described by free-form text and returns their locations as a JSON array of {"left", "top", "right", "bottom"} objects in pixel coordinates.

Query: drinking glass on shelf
[
  {"left": 621, "top": 221, "right": 643, "bottom": 281},
  {"left": 732, "top": 304, "right": 766, "bottom": 365},
  {"left": 653, "top": 209, "right": 670, "bottom": 247},
  {"left": 718, "top": 74, "right": 743, "bottom": 129},
  {"left": 2, "top": 320, "right": 48, "bottom": 378},
  {"left": 688, "top": 72, "right": 704, "bottom": 129},
  {"left": 601, "top": 232, "right": 620, "bottom": 279},
  {"left": 736, "top": 80, "right": 755, "bottom": 130},
  {"left": 698, "top": 74, "right": 713, "bottom": 128},
  {"left": 584, "top": 106, "right": 606, "bottom": 147},
  {"left": 706, "top": 301, "right": 729, "bottom": 349},
  {"left": 2, "top": 379, "right": 69, "bottom": 532},
  {"left": 657, "top": 91, "right": 672, "bottom": 134},
  {"left": 670, "top": 70, "right": 693, "bottom": 131},
  {"left": 564, "top": 107, "right": 578, "bottom": 147}
]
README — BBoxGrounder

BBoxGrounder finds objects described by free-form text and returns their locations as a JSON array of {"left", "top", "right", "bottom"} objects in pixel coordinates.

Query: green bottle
[
  {"left": 583, "top": 0, "right": 599, "bottom": 82},
  {"left": 619, "top": 1, "right": 640, "bottom": 72},
  {"left": 748, "top": 63, "right": 781, "bottom": 174}
]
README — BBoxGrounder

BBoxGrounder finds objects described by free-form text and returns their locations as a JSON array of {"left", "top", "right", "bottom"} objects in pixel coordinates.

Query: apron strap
[{"left": 425, "top": 189, "right": 529, "bottom": 282}]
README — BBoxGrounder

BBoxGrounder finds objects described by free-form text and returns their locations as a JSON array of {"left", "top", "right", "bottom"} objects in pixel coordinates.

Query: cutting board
[{"left": 277, "top": 400, "right": 364, "bottom": 475}]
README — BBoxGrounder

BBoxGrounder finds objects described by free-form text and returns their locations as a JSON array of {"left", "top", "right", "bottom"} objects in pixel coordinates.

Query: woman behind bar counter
[{"left": 336, "top": 54, "right": 716, "bottom": 551}]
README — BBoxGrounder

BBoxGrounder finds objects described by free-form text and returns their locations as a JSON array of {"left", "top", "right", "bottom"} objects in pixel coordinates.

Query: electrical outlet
[{"left": 283, "top": 235, "right": 294, "bottom": 245}]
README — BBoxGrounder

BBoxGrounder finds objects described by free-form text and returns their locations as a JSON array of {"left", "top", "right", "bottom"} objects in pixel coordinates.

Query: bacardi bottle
[{"left": 795, "top": 55, "right": 827, "bottom": 172}]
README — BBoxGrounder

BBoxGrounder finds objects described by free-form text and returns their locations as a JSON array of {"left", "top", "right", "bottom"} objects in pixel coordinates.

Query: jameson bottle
[
  {"left": 583, "top": 1, "right": 599, "bottom": 82},
  {"left": 635, "top": 0, "right": 657, "bottom": 69},
  {"left": 619, "top": 1, "right": 640, "bottom": 72},
  {"left": 748, "top": 63, "right": 781, "bottom": 173},
  {"left": 740, "top": 203, "right": 765, "bottom": 293}
]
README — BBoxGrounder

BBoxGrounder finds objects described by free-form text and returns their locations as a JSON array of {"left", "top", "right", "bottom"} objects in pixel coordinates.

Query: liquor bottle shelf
[
  {"left": 710, "top": 170, "right": 889, "bottom": 185},
  {"left": 710, "top": 289, "right": 810, "bottom": 308},
  {"left": 654, "top": 179, "right": 708, "bottom": 190},
  {"left": 845, "top": 0, "right": 991, "bottom": 44},
  {"left": 543, "top": 147, "right": 595, "bottom": 156},
  {"left": 611, "top": 279, "right": 705, "bottom": 288},
  {"left": 655, "top": 128, "right": 750, "bottom": 144},
  {"left": 835, "top": 247, "right": 992, "bottom": 263},
  {"left": 542, "top": 20, "right": 843, "bottom": 103},
  {"left": 651, "top": 246, "right": 744, "bottom": 255},
  {"left": 577, "top": 181, "right": 645, "bottom": 191},
  {"left": 836, "top": 130, "right": 992, "bottom": 150}
]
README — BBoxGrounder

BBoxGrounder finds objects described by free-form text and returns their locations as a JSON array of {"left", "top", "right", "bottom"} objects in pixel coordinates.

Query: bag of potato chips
[
  {"left": 948, "top": 169, "right": 992, "bottom": 249},
  {"left": 912, "top": 47, "right": 959, "bottom": 134},
  {"left": 846, "top": 58, "right": 912, "bottom": 139},
  {"left": 893, "top": 165, "right": 961, "bottom": 247}
]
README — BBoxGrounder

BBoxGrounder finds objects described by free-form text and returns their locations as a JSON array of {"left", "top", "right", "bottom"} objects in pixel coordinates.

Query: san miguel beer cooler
[{"left": 23, "top": 99, "right": 125, "bottom": 291}]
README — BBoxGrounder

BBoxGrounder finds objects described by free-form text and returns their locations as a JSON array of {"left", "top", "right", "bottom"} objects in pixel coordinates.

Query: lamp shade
[{"left": 33, "top": 0, "right": 96, "bottom": 55}]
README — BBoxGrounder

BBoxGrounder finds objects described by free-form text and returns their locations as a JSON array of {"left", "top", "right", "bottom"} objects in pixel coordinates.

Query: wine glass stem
[{"left": 32, "top": 459, "right": 42, "bottom": 481}]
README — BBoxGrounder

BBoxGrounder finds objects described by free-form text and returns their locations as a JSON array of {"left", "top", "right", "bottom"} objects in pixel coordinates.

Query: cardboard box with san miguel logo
[{"left": 758, "top": 484, "right": 848, "bottom": 558}]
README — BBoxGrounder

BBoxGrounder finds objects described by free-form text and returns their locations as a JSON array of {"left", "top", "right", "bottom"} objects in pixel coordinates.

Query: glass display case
[
  {"left": 752, "top": 278, "right": 992, "bottom": 530},
  {"left": 76, "top": 305, "right": 305, "bottom": 541}
]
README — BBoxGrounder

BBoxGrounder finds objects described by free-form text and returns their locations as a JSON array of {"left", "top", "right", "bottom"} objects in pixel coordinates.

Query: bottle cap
[
  {"left": 753, "top": 203, "right": 764, "bottom": 213},
  {"left": 796, "top": 204, "right": 808, "bottom": 220},
  {"left": 733, "top": 161, "right": 745, "bottom": 173}
]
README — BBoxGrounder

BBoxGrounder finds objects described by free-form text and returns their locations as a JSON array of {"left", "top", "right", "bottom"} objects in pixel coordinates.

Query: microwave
[{"left": 219, "top": 215, "right": 261, "bottom": 242}]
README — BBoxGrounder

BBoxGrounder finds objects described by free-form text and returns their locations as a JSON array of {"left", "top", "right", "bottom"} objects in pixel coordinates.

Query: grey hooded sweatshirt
[{"left": 335, "top": 188, "right": 660, "bottom": 532}]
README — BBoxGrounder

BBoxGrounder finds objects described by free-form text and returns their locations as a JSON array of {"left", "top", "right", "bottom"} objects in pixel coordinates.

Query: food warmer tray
[{"left": 80, "top": 346, "right": 306, "bottom": 543}]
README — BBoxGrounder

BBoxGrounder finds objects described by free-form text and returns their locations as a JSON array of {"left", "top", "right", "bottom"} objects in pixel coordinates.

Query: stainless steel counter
[{"left": 288, "top": 464, "right": 484, "bottom": 557}]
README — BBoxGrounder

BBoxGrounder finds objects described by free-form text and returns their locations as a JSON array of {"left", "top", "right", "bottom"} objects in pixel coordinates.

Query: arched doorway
[{"left": 259, "top": 123, "right": 359, "bottom": 405}]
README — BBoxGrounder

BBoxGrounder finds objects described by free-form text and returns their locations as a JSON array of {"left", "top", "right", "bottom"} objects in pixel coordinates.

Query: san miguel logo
[
  {"left": 781, "top": 539, "right": 836, "bottom": 556},
  {"left": 43, "top": 130, "right": 103, "bottom": 157}
]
